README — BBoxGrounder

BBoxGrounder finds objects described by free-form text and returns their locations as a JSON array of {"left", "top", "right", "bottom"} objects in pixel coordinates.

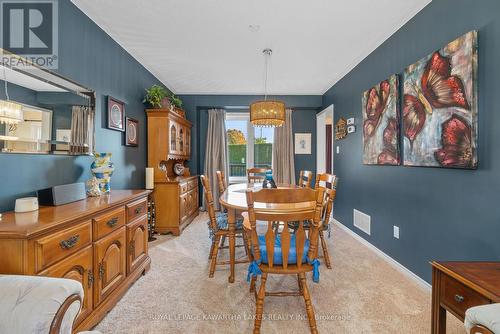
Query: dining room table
[{"left": 219, "top": 182, "right": 316, "bottom": 283}]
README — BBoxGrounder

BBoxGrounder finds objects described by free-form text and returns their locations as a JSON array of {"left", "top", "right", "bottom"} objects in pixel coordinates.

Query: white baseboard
[{"left": 333, "top": 219, "right": 431, "bottom": 291}]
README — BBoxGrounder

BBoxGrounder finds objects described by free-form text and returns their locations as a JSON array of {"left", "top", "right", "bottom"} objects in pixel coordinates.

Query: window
[{"left": 226, "top": 112, "right": 273, "bottom": 182}]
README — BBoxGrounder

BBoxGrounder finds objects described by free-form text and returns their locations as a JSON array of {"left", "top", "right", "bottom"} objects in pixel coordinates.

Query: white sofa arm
[
  {"left": 0, "top": 275, "right": 83, "bottom": 334},
  {"left": 465, "top": 303, "right": 500, "bottom": 334}
]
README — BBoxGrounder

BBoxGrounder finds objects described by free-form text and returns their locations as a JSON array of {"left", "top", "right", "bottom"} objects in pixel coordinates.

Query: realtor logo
[{"left": 0, "top": 0, "right": 58, "bottom": 69}]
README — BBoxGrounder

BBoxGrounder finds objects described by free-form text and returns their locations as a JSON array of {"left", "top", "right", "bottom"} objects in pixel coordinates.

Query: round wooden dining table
[{"left": 219, "top": 182, "right": 316, "bottom": 283}]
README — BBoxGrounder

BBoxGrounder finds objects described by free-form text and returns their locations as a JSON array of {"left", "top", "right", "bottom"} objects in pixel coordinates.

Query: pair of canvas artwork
[{"left": 362, "top": 31, "right": 478, "bottom": 169}]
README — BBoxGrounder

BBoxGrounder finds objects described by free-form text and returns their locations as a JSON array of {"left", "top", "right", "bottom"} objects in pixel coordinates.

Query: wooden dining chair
[
  {"left": 216, "top": 170, "right": 227, "bottom": 193},
  {"left": 287, "top": 173, "right": 338, "bottom": 269},
  {"left": 314, "top": 173, "right": 339, "bottom": 269},
  {"left": 200, "top": 175, "right": 249, "bottom": 278},
  {"left": 298, "top": 170, "right": 313, "bottom": 188},
  {"left": 247, "top": 167, "right": 268, "bottom": 183},
  {"left": 242, "top": 187, "right": 325, "bottom": 334}
]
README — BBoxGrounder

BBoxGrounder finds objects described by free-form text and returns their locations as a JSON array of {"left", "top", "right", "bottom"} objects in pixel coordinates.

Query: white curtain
[
  {"left": 203, "top": 109, "right": 229, "bottom": 210},
  {"left": 272, "top": 109, "right": 295, "bottom": 184},
  {"left": 69, "top": 106, "right": 95, "bottom": 154}
]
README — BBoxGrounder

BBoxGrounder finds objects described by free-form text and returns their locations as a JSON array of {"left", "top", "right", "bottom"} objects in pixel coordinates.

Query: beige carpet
[{"left": 95, "top": 213, "right": 464, "bottom": 334}]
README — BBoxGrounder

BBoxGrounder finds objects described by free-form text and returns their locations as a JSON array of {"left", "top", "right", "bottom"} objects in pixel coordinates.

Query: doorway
[{"left": 316, "top": 105, "right": 334, "bottom": 174}]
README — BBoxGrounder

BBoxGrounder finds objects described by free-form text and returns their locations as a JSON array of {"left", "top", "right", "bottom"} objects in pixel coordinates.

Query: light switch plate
[
  {"left": 336, "top": 146, "right": 340, "bottom": 154},
  {"left": 393, "top": 226, "right": 400, "bottom": 239},
  {"left": 347, "top": 118, "right": 355, "bottom": 125}
]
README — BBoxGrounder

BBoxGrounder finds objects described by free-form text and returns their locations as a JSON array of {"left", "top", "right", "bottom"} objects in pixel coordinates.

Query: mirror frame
[{"left": 0, "top": 49, "right": 96, "bottom": 155}]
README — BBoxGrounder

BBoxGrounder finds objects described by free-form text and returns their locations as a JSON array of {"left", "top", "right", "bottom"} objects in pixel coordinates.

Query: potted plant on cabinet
[
  {"left": 143, "top": 85, "right": 169, "bottom": 109},
  {"left": 169, "top": 93, "right": 183, "bottom": 110}
]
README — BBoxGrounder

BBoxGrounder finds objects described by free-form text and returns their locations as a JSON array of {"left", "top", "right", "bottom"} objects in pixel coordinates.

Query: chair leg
[
  {"left": 250, "top": 275, "right": 257, "bottom": 293},
  {"left": 319, "top": 230, "right": 332, "bottom": 269},
  {"left": 242, "top": 231, "right": 249, "bottom": 257},
  {"left": 208, "top": 239, "right": 215, "bottom": 260},
  {"left": 254, "top": 273, "right": 268, "bottom": 334},
  {"left": 209, "top": 235, "right": 221, "bottom": 278},
  {"left": 297, "top": 274, "right": 303, "bottom": 294},
  {"left": 299, "top": 273, "right": 318, "bottom": 334},
  {"left": 253, "top": 273, "right": 267, "bottom": 334}
]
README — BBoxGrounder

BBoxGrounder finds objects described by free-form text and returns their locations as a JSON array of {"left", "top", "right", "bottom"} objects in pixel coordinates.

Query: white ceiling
[{"left": 72, "top": 0, "right": 431, "bottom": 95}]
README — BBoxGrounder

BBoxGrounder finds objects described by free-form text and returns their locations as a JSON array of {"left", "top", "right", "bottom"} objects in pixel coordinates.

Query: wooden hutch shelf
[{"left": 146, "top": 108, "right": 199, "bottom": 236}]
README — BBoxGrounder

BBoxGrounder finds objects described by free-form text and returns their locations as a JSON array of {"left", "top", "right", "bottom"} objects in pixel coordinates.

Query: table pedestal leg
[{"left": 227, "top": 208, "right": 236, "bottom": 283}]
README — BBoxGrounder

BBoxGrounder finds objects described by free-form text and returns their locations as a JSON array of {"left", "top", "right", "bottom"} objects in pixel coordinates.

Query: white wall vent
[{"left": 353, "top": 209, "right": 371, "bottom": 235}]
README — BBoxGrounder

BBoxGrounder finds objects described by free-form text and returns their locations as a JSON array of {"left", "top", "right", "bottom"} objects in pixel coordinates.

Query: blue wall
[
  {"left": 180, "top": 95, "right": 322, "bottom": 181},
  {"left": 0, "top": 0, "right": 164, "bottom": 211},
  {"left": 323, "top": 0, "right": 500, "bottom": 282}
]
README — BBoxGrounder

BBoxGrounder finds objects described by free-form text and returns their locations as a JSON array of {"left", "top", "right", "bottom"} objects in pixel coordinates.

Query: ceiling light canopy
[{"left": 250, "top": 49, "right": 285, "bottom": 128}]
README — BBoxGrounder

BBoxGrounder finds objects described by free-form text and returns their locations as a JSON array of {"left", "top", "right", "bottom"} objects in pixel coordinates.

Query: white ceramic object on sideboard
[{"left": 14, "top": 197, "right": 38, "bottom": 213}]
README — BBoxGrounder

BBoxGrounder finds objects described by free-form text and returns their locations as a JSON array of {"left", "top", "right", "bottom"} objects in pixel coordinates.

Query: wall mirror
[{"left": 0, "top": 50, "right": 96, "bottom": 155}]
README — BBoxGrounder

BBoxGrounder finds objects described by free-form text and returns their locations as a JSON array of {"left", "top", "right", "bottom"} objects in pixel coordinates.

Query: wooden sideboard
[
  {"left": 147, "top": 108, "right": 199, "bottom": 236},
  {"left": 0, "top": 190, "right": 151, "bottom": 332},
  {"left": 431, "top": 261, "right": 500, "bottom": 334}
]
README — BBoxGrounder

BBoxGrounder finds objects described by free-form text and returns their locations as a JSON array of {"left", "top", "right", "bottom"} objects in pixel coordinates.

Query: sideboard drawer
[
  {"left": 188, "top": 178, "right": 198, "bottom": 191},
  {"left": 93, "top": 206, "right": 125, "bottom": 240},
  {"left": 180, "top": 182, "right": 188, "bottom": 194},
  {"left": 440, "top": 274, "right": 490, "bottom": 318},
  {"left": 35, "top": 220, "right": 92, "bottom": 272},
  {"left": 126, "top": 198, "right": 147, "bottom": 222}
]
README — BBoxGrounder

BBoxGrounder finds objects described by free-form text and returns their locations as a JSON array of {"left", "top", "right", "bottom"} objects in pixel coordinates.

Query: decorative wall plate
[
  {"left": 107, "top": 96, "right": 125, "bottom": 132},
  {"left": 125, "top": 117, "right": 139, "bottom": 146}
]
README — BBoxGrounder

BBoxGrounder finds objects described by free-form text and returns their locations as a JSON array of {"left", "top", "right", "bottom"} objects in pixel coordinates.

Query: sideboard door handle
[
  {"left": 60, "top": 235, "right": 80, "bottom": 249},
  {"left": 454, "top": 294, "right": 464, "bottom": 303},
  {"left": 98, "top": 262, "right": 105, "bottom": 279},
  {"left": 135, "top": 207, "right": 143, "bottom": 214},
  {"left": 107, "top": 217, "right": 118, "bottom": 228},
  {"left": 88, "top": 269, "right": 94, "bottom": 288}
]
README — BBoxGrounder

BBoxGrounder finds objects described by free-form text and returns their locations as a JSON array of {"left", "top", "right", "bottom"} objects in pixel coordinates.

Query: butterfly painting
[
  {"left": 403, "top": 31, "right": 478, "bottom": 168},
  {"left": 362, "top": 74, "right": 400, "bottom": 165}
]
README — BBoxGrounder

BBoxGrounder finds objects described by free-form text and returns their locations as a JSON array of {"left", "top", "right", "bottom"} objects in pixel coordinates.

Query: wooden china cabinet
[{"left": 147, "top": 108, "right": 198, "bottom": 236}]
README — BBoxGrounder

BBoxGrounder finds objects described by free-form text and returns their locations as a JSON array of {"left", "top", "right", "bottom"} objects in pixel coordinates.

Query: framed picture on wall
[
  {"left": 125, "top": 117, "right": 139, "bottom": 147},
  {"left": 402, "top": 30, "right": 478, "bottom": 169},
  {"left": 107, "top": 96, "right": 125, "bottom": 132},
  {"left": 294, "top": 133, "right": 311, "bottom": 154}
]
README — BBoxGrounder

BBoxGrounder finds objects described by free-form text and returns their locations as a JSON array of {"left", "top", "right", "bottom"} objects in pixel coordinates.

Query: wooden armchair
[
  {"left": 242, "top": 187, "right": 325, "bottom": 334},
  {"left": 287, "top": 173, "right": 338, "bottom": 269},
  {"left": 469, "top": 326, "right": 494, "bottom": 334},
  {"left": 200, "top": 175, "right": 249, "bottom": 278},
  {"left": 247, "top": 167, "right": 269, "bottom": 183},
  {"left": 465, "top": 303, "right": 500, "bottom": 334},
  {"left": 298, "top": 170, "right": 313, "bottom": 188}
]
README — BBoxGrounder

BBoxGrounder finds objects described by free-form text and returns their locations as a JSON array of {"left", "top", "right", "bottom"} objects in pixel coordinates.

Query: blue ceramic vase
[{"left": 91, "top": 153, "right": 115, "bottom": 193}]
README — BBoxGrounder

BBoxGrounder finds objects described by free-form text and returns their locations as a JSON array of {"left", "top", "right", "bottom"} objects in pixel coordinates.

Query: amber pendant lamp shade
[
  {"left": 250, "top": 49, "right": 286, "bottom": 127},
  {"left": 250, "top": 100, "right": 285, "bottom": 127}
]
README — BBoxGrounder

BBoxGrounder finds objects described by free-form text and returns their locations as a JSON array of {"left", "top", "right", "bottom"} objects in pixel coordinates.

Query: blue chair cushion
[
  {"left": 256, "top": 234, "right": 309, "bottom": 265},
  {"left": 215, "top": 212, "right": 243, "bottom": 230}
]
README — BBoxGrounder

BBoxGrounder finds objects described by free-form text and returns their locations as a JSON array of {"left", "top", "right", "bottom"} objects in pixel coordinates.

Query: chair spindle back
[
  {"left": 245, "top": 187, "right": 325, "bottom": 269},
  {"left": 247, "top": 167, "right": 269, "bottom": 184},
  {"left": 216, "top": 170, "right": 226, "bottom": 193},
  {"left": 298, "top": 170, "right": 313, "bottom": 188},
  {"left": 200, "top": 175, "right": 217, "bottom": 231}
]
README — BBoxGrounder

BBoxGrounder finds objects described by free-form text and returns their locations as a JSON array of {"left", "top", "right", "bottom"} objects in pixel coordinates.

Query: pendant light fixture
[
  {"left": 0, "top": 66, "right": 23, "bottom": 125},
  {"left": 250, "top": 49, "right": 285, "bottom": 127}
]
